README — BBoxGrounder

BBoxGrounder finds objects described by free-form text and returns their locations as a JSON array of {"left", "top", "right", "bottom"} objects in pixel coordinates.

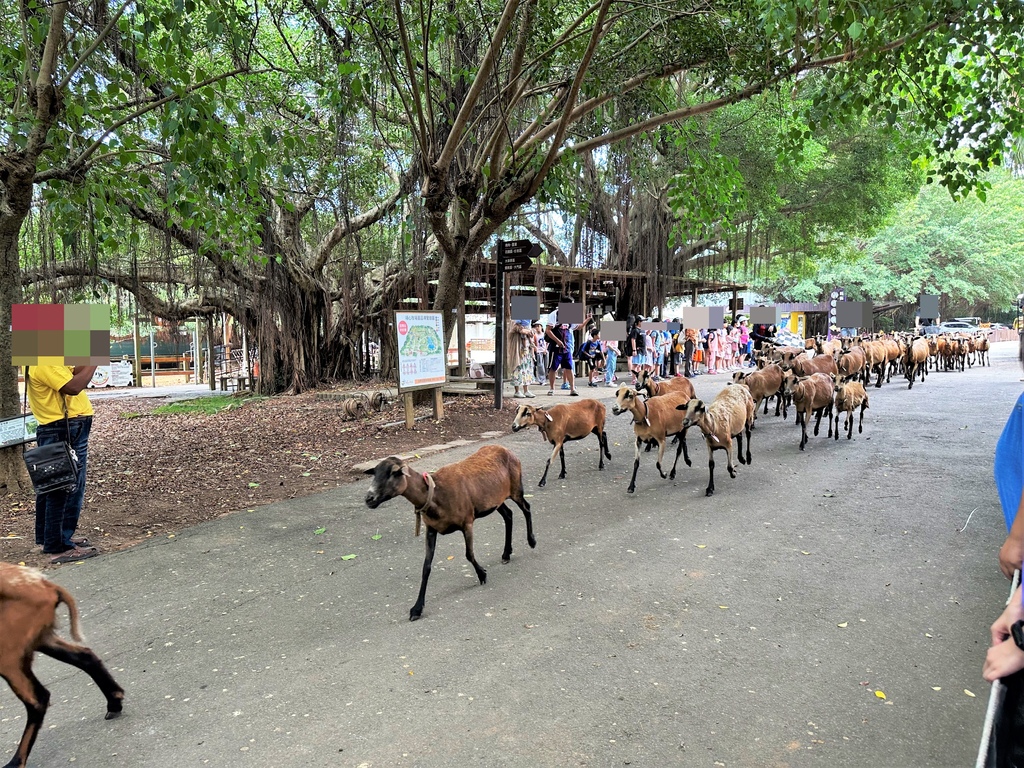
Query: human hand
[
  {"left": 991, "top": 587, "right": 1024, "bottom": 645},
  {"left": 984, "top": 638, "right": 1024, "bottom": 682},
  {"left": 1000, "top": 536, "right": 1024, "bottom": 579}
]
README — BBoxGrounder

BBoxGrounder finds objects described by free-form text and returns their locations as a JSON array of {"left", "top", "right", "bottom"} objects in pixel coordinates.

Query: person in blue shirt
[
  {"left": 578, "top": 329, "right": 605, "bottom": 387},
  {"left": 984, "top": 334, "right": 1024, "bottom": 686}
]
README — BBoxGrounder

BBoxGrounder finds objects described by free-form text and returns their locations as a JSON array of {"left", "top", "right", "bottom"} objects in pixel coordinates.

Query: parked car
[{"left": 938, "top": 321, "right": 979, "bottom": 332}]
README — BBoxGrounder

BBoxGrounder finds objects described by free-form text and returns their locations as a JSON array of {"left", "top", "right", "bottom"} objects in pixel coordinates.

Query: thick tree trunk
[{"left": 0, "top": 161, "right": 35, "bottom": 492}]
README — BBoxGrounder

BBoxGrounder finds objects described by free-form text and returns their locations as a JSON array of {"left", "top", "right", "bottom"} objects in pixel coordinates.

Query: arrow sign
[
  {"left": 499, "top": 254, "right": 532, "bottom": 270},
  {"left": 499, "top": 240, "right": 542, "bottom": 260},
  {"left": 496, "top": 239, "right": 541, "bottom": 273}
]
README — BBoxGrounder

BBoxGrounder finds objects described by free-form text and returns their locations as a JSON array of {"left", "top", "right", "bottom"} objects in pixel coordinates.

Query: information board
[
  {"left": 0, "top": 414, "right": 39, "bottom": 449},
  {"left": 395, "top": 311, "right": 447, "bottom": 392},
  {"left": 88, "top": 361, "right": 135, "bottom": 388}
]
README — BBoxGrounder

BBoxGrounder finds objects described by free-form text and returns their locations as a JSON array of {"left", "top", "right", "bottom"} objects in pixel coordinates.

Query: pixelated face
[{"left": 364, "top": 457, "right": 408, "bottom": 508}]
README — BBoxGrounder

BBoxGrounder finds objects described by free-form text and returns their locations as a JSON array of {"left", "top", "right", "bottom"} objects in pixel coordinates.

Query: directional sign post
[{"left": 493, "top": 239, "right": 540, "bottom": 410}]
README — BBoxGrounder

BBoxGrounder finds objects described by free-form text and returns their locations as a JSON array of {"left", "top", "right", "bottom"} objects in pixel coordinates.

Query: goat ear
[
  {"left": 363, "top": 467, "right": 376, "bottom": 476},
  {"left": 400, "top": 465, "right": 412, "bottom": 477}
]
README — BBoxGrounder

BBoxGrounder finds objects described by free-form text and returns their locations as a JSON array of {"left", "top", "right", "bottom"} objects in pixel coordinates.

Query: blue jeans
[
  {"left": 35, "top": 416, "right": 91, "bottom": 553},
  {"left": 605, "top": 350, "right": 618, "bottom": 384}
]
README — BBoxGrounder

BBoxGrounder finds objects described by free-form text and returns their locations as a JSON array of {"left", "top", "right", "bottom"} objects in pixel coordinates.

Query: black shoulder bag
[{"left": 22, "top": 368, "right": 80, "bottom": 495}]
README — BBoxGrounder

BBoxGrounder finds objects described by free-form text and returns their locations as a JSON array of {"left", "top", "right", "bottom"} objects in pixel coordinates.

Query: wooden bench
[
  {"left": 447, "top": 375, "right": 498, "bottom": 391},
  {"left": 219, "top": 375, "right": 250, "bottom": 392}
]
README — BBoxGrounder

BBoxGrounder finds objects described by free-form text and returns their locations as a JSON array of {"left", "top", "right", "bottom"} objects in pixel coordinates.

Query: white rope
[{"left": 976, "top": 569, "right": 1021, "bottom": 768}]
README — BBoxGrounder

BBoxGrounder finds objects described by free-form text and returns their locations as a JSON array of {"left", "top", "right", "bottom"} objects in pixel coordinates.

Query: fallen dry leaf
[
  {"left": 875, "top": 690, "right": 886, "bottom": 700},
  {"left": 964, "top": 689, "right": 976, "bottom": 698},
  {"left": 932, "top": 687, "right": 941, "bottom": 691},
  {"left": 837, "top": 622, "right": 848, "bottom": 628}
]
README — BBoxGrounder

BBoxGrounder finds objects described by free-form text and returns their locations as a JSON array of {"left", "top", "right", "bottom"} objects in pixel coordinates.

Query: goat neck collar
[
  {"left": 633, "top": 399, "right": 651, "bottom": 427},
  {"left": 413, "top": 472, "right": 435, "bottom": 537}
]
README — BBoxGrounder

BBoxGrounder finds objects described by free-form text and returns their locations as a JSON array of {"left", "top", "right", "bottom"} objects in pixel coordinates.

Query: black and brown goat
[
  {"left": 510, "top": 401, "right": 610, "bottom": 487},
  {"left": 783, "top": 372, "right": 835, "bottom": 450},
  {"left": 364, "top": 445, "right": 536, "bottom": 621},
  {"left": 635, "top": 370, "right": 696, "bottom": 400},
  {"left": 833, "top": 375, "right": 869, "bottom": 440},
  {"left": 611, "top": 386, "right": 691, "bottom": 494},
  {"left": 1, "top": 563, "right": 124, "bottom": 768}
]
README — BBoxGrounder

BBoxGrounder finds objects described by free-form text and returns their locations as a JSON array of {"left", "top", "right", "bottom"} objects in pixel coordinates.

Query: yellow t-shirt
[{"left": 26, "top": 366, "right": 94, "bottom": 425}]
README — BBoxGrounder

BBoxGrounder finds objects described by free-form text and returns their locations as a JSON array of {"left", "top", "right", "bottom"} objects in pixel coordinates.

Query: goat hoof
[
  {"left": 558, "top": 473, "right": 566, "bottom": 479},
  {"left": 684, "top": 458, "right": 692, "bottom": 467},
  {"left": 627, "top": 486, "right": 635, "bottom": 494},
  {"left": 538, "top": 480, "right": 546, "bottom": 488},
  {"left": 501, "top": 555, "right": 511, "bottom": 564},
  {"left": 669, "top": 470, "right": 676, "bottom": 480},
  {"left": 105, "top": 709, "right": 123, "bottom": 720},
  {"left": 409, "top": 612, "right": 423, "bottom": 622},
  {"left": 528, "top": 536, "right": 537, "bottom": 548},
  {"left": 705, "top": 488, "right": 714, "bottom": 497}
]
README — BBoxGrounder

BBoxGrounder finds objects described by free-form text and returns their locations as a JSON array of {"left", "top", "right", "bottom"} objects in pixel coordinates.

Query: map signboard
[
  {"left": 395, "top": 311, "right": 447, "bottom": 392},
  {"left": 0, "top": 414, "right": 38, "bottom": 449}
]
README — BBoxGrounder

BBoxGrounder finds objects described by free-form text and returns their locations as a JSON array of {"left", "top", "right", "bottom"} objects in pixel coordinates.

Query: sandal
[
  {"left": 50, "top": 547, "right": 99, "bottom": 565},
  {"left": 70, "top": 535, "right": 90, "bottom": 546}
]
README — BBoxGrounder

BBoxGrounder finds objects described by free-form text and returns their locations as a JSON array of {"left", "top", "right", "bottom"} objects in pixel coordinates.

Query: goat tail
[{"left": 54, "top": 584, "right": 84, "bottom": 642}]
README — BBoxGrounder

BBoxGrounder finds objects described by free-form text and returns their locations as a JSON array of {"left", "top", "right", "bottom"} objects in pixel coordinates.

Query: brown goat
[
  {"left": 733, "top": 363, "right": 787, "bottom": 423},
  {"left": 611, "top": 386, "right": 690, "bottom": 493},
  {"left": 974, "top": 334, "right": 990, "bottom": 366},
  {"left": 635, "top": 370, "right": 696, "bottom": 400},
  {"left": 833, "top": 375, "right": 869, "bottom": 440},
  {"left": 510, "top": 401, "right": 611, "bottom": 487},
  {"left": 904, "top": 336, "right": 930, "bottom": 388},
  {"left": 677, "top": 385, "right": 755, "bottom": 496},
  {"left": 783, "top": 372, "right": 835, "bottom": 450},
  {"left": 790, "top": 352, "right": 838, "bottom": 379},
  {"left": 837, "top": 346, "right": 866, "bottom": 382},
  {"left": 860, "top": 340, "right": 888, "bottom": 387},
  {"left": 364, "top": 445, "right": 536, "bottom": 621},
  {"left": 0, "top": 563, "right": 124, "bottom": 768}
]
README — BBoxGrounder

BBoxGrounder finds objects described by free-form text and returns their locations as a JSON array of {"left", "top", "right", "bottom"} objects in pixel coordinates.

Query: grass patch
[{"left": 153, "top": 395, "right": 264, "bottom": 416}]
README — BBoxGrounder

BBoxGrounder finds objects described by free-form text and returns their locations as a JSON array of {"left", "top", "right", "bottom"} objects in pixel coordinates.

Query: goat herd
[
  {"left": 363, "top": 330, "right": 993, "bottom": 622},
  {"left": 0, "top": 329, "right": 994, "bottom": 768}
]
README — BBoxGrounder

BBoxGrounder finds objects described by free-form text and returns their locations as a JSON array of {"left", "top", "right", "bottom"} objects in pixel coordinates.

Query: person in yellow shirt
[{"left": 26, "top": 364, "right": 98, "bottom": 563}]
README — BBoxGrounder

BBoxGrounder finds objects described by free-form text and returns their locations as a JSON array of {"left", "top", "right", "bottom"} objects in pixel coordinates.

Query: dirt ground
[{"left": 1, "top": 388, "right": 519, "bottom": 568}]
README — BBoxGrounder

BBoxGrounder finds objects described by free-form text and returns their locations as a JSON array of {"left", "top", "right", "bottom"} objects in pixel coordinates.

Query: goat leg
[
  {"left": 37, "top": 636, "right": 124, "bottom": 719},
  {"left": 557, "top": 445, "right": 567, "bottom": 480},
  {"left": 2, "top": 661, "right": 50, "bottom": 768},
  {"left": 744, "top": 421, "right": 752, "bottom": 465},
  {"left": 496, "top": 504, "right": 514, "bottom": 562},
  {"left": 627, "top": 437, "right": 642, "bottom": 494},
  {"left": 736, "top": 430, "right": 746, "bottom": 466},
  {"left": 410, "top": 528, "right": 439, "bottom": 621},
  {"left": 655, "top": 438, "right": 668, "bottom": 479},
  {"left": 601, "top": 430, "right": 611, "bottom": 461},
  {"left": 705, "top": 444, "right": 716, "bottom": 496},
  {"left": 668, "top": 430, "right": 686, "bottom": 480},
  {"left": 510, "top": 481, "right": 537, "bottom": 549},
  {"left": 461, "top": 522, "right": 487, "bottom": 585},
  {"left": 538, "top": 442, "right": 560, "bottom": 487}
]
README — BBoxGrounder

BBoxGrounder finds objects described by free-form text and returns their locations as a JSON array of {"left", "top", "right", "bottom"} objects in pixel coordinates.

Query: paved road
[{"left": 4, "top": 344, "right": 1019, "bottom": 767}]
